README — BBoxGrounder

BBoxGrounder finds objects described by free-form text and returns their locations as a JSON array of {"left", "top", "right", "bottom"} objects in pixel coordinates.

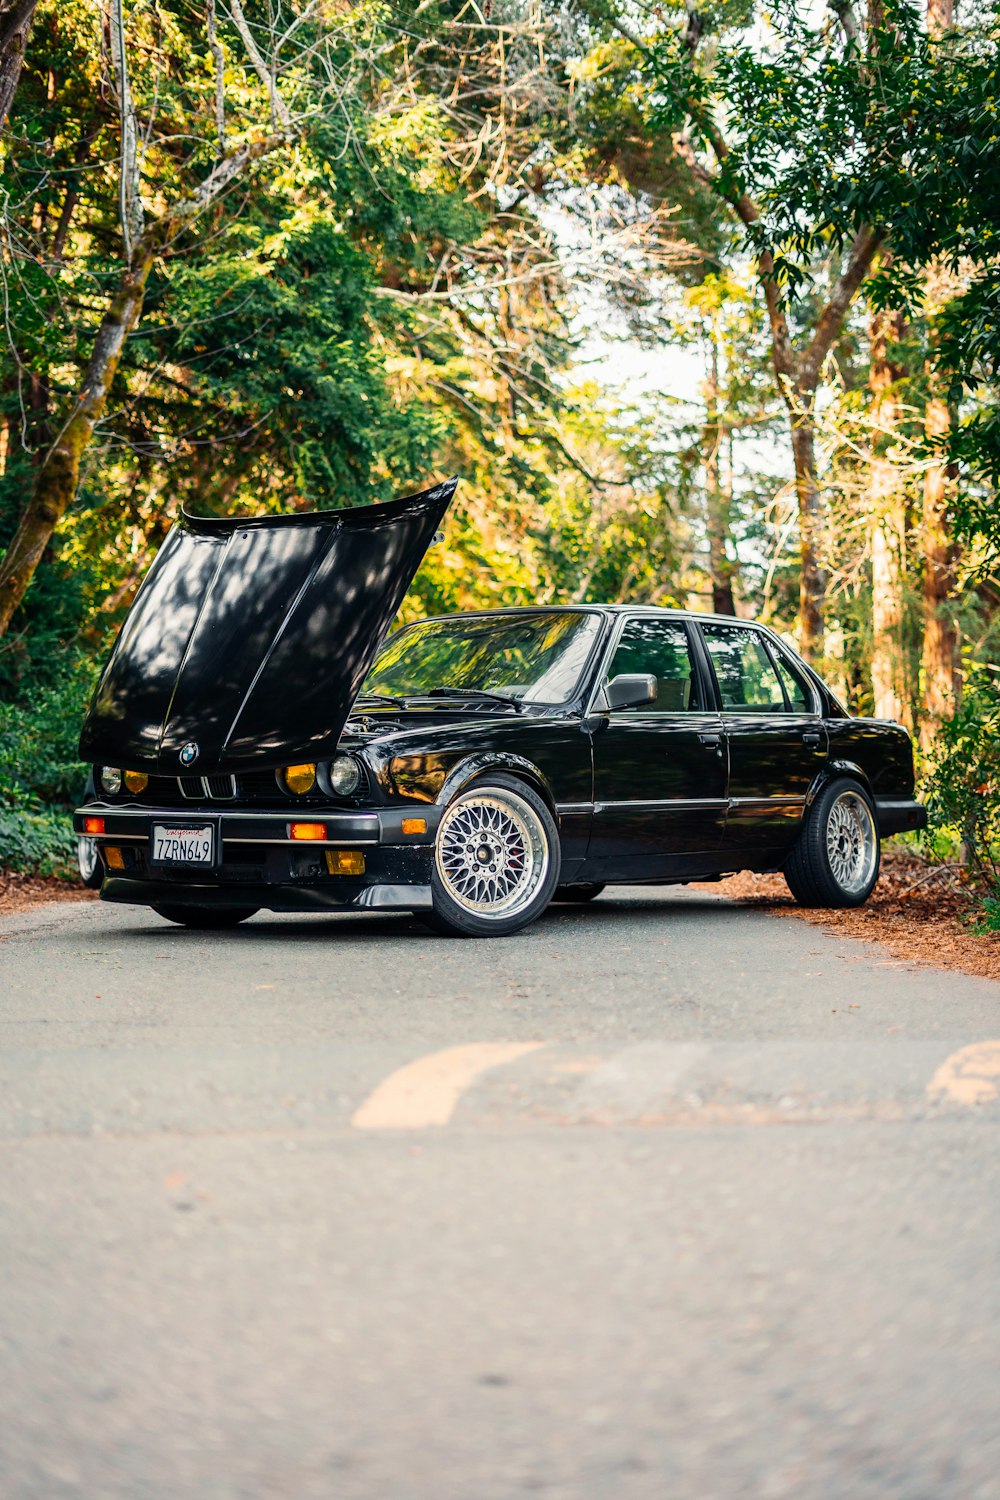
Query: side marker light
[
  {"left": 83, "top": 816, "right": 105, "bottom": 835},
  {"left": 401, "top": 818, "right": 427, "bottom": 835},
  {"left": 325, "top": 850, "right": 365, "bottom": 876}
]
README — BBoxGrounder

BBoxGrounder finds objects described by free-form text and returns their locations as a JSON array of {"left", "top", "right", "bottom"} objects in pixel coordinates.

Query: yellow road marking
[
  {"left": 351, "top": 1042, "right": 545, "bottom": 1130},
  {"left": 927, "top": 1042, "right": 1000, "bottom": 1105}
]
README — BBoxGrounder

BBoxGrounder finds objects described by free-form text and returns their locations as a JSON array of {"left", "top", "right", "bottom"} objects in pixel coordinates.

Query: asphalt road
[{"left": 2, "top": 889, "right": 999, "bottom": 1500}]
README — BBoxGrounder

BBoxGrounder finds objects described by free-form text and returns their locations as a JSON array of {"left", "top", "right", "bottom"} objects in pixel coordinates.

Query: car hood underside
[{"left": 79, "top": 479, "right": 457, "bottom": 775}]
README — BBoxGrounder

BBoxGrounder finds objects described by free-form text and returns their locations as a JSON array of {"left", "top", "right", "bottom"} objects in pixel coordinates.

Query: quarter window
[
  {"left": 607, "top": 618, "right": 701, "bottom": 713},
  {"left": 770, "top": 644, "right": 814, "bottom": 712},
  {"left": 702, "top": 625, "right": 788, "bottom": 713}
]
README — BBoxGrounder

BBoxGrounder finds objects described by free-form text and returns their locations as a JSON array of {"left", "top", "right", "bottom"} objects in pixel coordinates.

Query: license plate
[{"left": 151, "top": 823, "right": 214, "bottom": 866}]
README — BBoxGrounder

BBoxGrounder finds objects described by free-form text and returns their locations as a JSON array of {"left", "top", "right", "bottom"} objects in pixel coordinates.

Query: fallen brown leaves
[
  {"left": 0, "top": 870, "right": 97, "bottom": 918},
  {"left": 700, "top": 850, "right": 1000, "bottom": 984}
]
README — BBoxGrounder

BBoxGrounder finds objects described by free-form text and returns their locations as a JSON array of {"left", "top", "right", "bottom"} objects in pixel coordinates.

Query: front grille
[{"left": 202, "top": 774, "right": 237, "bottom": 800}]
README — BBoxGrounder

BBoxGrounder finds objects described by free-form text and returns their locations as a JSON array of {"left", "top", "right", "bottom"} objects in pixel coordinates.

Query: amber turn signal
[
  {"left": 289, "top": 821, "right": 327, "bottom": 841},
  {"left": 104, "top": 845, "right": 125, "bottom": 870},
  {"left": 124, "top": 770, "right": 148, "bottom": 794},
  {"left": 325, "top": 849, "right": 365, "bottom": 876},
  {"left": 284, "top": 763, "right": 317, "bottom": 795},
  {"left": 83, "top": 816, "right": 105, "bottom": 835},
  {"left": 401, "top": 817, "right": 427, "bottom": 835}
]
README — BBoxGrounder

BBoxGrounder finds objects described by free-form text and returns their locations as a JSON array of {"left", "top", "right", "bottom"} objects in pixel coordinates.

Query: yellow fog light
[
  {"left": 325, "top": 849, "right": 365, "bottom": 876},
  {"left": 124, "top": 770, "right": 148, "bottom": 794},
  {"left": 283, "top": 762, "right": 317, "bottom": 795},
  {"left": 104, "top": 845, "right": 125, "bottom": 870},
  {"left": 401, "top": 817, "right": 427, "bottom": 835}
]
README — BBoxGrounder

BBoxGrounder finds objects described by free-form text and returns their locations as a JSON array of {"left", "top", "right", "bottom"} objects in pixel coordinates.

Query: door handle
[
  {"left": 802, "top": 731, "right": 821, "bottom": 746},
  {"left": 698, "top": 732, "right": 722, "bottom": 747}
]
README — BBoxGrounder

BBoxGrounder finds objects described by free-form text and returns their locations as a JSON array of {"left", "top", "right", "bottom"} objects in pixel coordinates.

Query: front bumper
[{"left": 72, "top": 802, "right": 441, "bottom": 913}]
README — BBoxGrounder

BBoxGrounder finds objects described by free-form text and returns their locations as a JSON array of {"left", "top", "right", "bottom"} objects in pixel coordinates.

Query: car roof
[{"left": 405, "top": 604, "right": 773, "bottom": 629}]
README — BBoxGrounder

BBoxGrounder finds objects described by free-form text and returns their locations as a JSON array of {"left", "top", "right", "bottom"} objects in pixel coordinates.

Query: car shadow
[{"left": 112, "top": 889, "right": 780, "bottom": 946}]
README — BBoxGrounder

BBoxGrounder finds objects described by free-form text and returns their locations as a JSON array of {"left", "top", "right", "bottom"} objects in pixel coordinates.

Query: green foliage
[
  {"left": 0, "top": 652, "right": 89, "bottom": 873},
  {"left": 0, "top": 652, "right": 93, "bottom": 808},
  {"left": 924, "top": 670, "right": 1000, "bottom": 895},
  {"left": 0, "top": 806, "right": 77, "bottom": 876}
]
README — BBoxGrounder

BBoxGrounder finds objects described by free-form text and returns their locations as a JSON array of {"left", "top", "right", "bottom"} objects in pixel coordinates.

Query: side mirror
[{"left": 605, "top": 673, "right": 656, "bottom": 711}]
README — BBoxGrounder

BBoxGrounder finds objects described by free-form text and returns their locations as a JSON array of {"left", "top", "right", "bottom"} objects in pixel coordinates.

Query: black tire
[
  {"left": 151, "top": 904, "right": 258, "bottom": 929},
  {"left": 784, "top": 777, "right": 880, "bottom": 908},
  {"left": 551, "top": 883, "right": 606, "bottom": 903},
  {"left": 77, "top": 836, "right": 104, "bottom": 890},
  {"left": 420, "top": 774, "right": 561, "bottom": 938}
]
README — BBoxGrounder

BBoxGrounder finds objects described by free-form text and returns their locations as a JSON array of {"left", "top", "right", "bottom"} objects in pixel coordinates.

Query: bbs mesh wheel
[
  {"left": 421, "top": 775, "right": 560, "bottom": 938},
  {"left": 784, "top": 778, "right": 880, "bottom": 909}
]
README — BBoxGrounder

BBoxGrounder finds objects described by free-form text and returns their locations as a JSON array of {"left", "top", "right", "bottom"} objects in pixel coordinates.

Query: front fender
[{"left": 436, "top": 752, "right": 556, "bottom": 810}]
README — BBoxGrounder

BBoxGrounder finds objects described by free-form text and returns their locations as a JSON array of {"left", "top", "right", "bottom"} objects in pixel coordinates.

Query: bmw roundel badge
[{"left": 179, "top": 742, "right": 200, "bottom": 767}]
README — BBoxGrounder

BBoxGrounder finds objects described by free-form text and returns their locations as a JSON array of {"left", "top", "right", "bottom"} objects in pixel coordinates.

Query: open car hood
[{"left": 79, "top": 478, "right": 457, "bottom": 774}]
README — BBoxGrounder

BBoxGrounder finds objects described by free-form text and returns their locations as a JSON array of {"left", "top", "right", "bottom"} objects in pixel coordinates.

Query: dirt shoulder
[
  {"left": 0, "top": 871, "right": 97, "bottom": 919},
  {"left": 696, "top": 849, "right": 1000, "bottom": 984}
]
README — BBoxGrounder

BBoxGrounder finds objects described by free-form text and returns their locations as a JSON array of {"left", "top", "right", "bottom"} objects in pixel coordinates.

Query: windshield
[{"left": 361, "top": 611, "right": 603, "bottom": 707}]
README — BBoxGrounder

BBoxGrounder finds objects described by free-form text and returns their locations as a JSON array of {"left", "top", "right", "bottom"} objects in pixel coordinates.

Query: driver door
[{"left": 588, "top": 616, "right": 728, "bottom": 879}]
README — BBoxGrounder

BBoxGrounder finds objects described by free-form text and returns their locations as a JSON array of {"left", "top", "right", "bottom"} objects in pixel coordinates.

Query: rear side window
[
  {"left": 608, "top": 617, "right": 701, "bottom": 712},
  {"left": 701, "top": 625, "right": 788, "bottom": 713},
  {"left": 769, "top": 643, "right": 814, "bottom": 712}
]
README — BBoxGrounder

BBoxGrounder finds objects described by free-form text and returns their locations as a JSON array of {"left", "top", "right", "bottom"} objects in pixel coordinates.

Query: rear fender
[{"left": 805, "top": 759, "right": 874, "bottom": 809}]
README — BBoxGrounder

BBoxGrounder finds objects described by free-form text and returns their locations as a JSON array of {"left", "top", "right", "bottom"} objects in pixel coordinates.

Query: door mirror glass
[{"left": 605, "top": 673, "right": 657, "bottom": 711}]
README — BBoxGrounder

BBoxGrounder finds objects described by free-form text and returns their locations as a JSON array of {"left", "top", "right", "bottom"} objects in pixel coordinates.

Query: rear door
[
  {"left": 697, "top": 622, "right": 827, "bottom": 860},
  {"left": 588, "top": 615, "right": 728, "bottom": 879}
]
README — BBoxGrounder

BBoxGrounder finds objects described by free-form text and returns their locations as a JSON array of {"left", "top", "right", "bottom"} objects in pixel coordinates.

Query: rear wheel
[
  {"left": 784, "top": 778, "right": 880, "bottom": 908},
  {"left": 552, "top": 883, "right": 605, "bottom": 903},
  {"left": 421, "top": 776, "right": 560, "bottom": 938},
  {"left": 151, "top": 904, "right": 258, "bottom": 929}
]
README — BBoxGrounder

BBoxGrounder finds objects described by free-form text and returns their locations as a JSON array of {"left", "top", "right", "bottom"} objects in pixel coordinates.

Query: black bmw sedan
[{"left": 74, "top": 479, "right": 925, "bottom": 938}]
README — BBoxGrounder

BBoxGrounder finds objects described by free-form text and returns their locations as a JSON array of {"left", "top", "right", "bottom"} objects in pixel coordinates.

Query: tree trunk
[
  {"left": 920, "top": 392, "right": 960, "bottom": 747},
  {"left": 918, "top": 0, "right": 959, "bottom": 749},
  {"left": 868, "top": 304, "right": 909, "bottom": 724},
  {"left": 0, "top": 239, "right": 158, "bottom": 635},
  {"left": 788, "top": 395, "right": 825, "bottom": 661},
  {"left": 0, "top": 0, "right": 38, "bottom": 126},
  {"left": 704, "top": 334, "right": 737, "bottom": 615}
]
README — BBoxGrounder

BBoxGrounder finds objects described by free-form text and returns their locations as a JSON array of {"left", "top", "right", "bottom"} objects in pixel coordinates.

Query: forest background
[{"left": 0, "top": 0, "right": 998, "bottom": 914}]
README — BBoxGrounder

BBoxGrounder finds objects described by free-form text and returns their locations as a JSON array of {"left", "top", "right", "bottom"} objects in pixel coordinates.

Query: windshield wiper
[
  {"left": 354, "top": 692, "right": 405, "bottom": 708},
  {"left": 425, "top": 687, "right": 524, "bottom": 713}
]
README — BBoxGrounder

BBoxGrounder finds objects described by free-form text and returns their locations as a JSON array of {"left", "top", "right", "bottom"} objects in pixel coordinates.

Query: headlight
[
  {"left": 99, "top": 766, "right": 122, "bottom": 795},
  {"left": 124, "top": 770, "right": 148, "bottom": 794},
  {"left": 329, "top": 755, "right": 361, "bottom": 796},
  {"left": 282, "top": 763, "right": 317, "bottom": 795}
]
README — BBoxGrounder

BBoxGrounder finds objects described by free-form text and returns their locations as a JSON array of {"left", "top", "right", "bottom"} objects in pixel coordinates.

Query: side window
[
  {"left": 702, "top": 625, "right": 788, "bottom": 713},
  {"left": 770, "top": 642, "right": 814, "bottom": 713},
  {"left": 607, "top": 617, "right": 700, "bottom": 713}
]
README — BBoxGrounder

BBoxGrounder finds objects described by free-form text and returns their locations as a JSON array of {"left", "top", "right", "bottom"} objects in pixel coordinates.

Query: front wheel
[
  {"left": 420, "top": 776, "right": 560, "bottom": 938},
  {"left": 784, "top": 778, "right": 880, "bottom": 908},
  {"left": 151, "top": 904, "right": 258, "bottom": 929}
]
